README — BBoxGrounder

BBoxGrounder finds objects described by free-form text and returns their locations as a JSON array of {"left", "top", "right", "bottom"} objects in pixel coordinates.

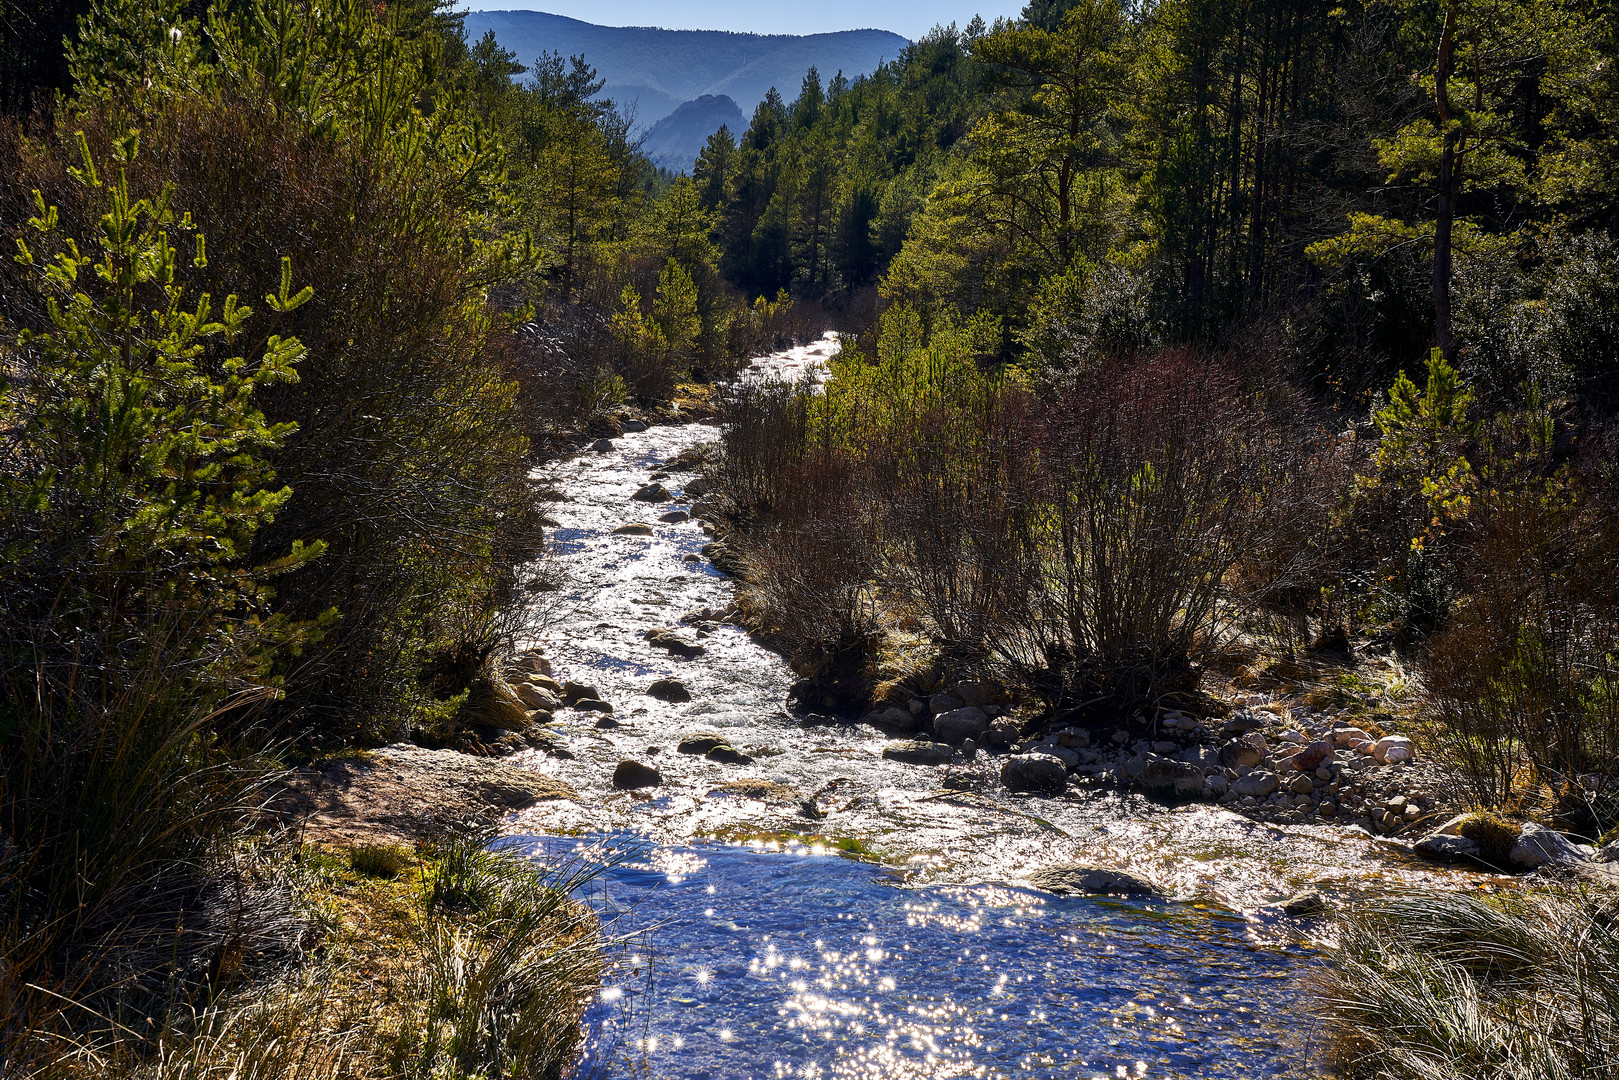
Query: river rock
[
  {"left": 1133, "top": 759, "right": 1204, "bottom": 798},
  {"left": 1510, "top": 823, "right": 1595, "bottom": 869},
  {"left": 1232, "top": 770, "right": 1280, "bottom": 798},
  {"left": 709, "top": 780, "right": 801, "bottom": 803},
  {"left": 621, "top": 418, "right": 648, "bottom": 432},
  {"left": 562, "top": 681, "right": 600, "bottom": 704},
  {"left": 934, "top": 707, "right": 991, "bottom": 746},
  {"left": 632, "top": 483, "right": 671, "bottom": 502},
  {"left": 594, "top": 716, "right": 619, "bottom": 729},
  {"left": 1218, "top": 732, "right": 1268, "bottom": 769},
  {"left": 1292, "top": 741, "right": 1333, "bottom": 772},
  {"left": 1052, "top": 727, "right": 1091, "bottom": 749},
  {"left": 678, "top": 732, "right": 730, "bottom": 755},
  {"left": 928, "top": 692, "right": 965, "bottom": 715},
  {"left": 882, "top": 740, "right": 953, "bottom": 766},
  {"left": 1028, "top": 864, "right": 1160, "bottom": 897},
  {"left": 646, "top": 629, "right": 705, "bottom": 658},
  {"left": 986, "top": 720, "right": 1020, "bottom": 752},
  {"left": 701, "top": 541, "right": 743, "bottom": 575},
  {"left": 612, "top": 522, "right": 654, "bottom": 536},
  {"left": 1287, "top": 774, "right": 1315, "bottom": 795},
  {"left": 648, "top": 678, "right": 692, "bottom": 703},
  {"left": 1373, "top": 735, "right": 1415, "bottom": 765},
  {"left": 612, "top": 760, "right": 661, "bottom": 789},
  {"left": 1331, "top": 726, "right": 1372, "bottom": 749},
  {"left": 591, "top": 438, "right": 613, "bottom": 452},
  {"left": 683, "top": 477, "right": 710, "bottom": 497},
  {"left": 865, "top": 705, "right": 921, "bottom": 734},
  {"left": 526, "top": 673, "right": 562, "bottom": 694},
  {"left": 1220, "top": 711, "right": 1266, "bottom": 736},
  {"left": 1282, "top": 890, "right": 1329, "bottom": 916},
  {"left": 1413, "top": 833, "right": 1481, "bottom": 862},
  {"left": 706, "top": 744, "right": 753, "bottom": 765},
  {"left": 573, "top": 698, "right": 613, "bottom": 713},
  {"left": 1001, "top": 753, "right": 1069, "bottom": 796},
  {"left": 658, "top": 510, "right": 690, "bottom": 523},
  {"left": 515, "top": 682, "right": 562, "bottom": 711}
]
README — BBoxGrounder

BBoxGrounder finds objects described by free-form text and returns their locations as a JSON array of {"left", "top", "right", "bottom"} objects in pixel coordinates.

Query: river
[{"left": 504, "top": 335, "right": 1472, "bottom": 1079}]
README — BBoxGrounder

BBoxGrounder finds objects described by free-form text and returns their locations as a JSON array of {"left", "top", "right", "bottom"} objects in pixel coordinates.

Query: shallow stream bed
[{"left": 506, "top": 336, "right": 1487, "bottom": 1078}]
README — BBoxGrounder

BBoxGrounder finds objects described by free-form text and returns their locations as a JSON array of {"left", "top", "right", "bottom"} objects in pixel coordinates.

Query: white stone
[{"left": 1373, "top": 736, "right": 1415, "bottom": 765}]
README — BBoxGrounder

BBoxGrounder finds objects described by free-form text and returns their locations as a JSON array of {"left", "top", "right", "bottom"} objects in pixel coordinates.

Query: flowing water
[{"left": 505, "top": 335, "right": 1485, "bottom": 1079}]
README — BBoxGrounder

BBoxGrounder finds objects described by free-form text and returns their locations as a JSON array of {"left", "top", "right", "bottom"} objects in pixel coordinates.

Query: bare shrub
[
  {"left": 714, "top": 377, "right": 814, "bottom": 518},
  {"left": 1422, "top": 487, "right": 1619, "bottom": 828},
  {"left": 1001, "top": 350, "right": 1300, "bottom": 706}
]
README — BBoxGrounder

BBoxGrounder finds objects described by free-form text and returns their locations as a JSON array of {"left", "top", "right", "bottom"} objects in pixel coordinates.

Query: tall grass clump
[{"left": 1322, "top": 887, "right": 1619, "bottom": 1079}]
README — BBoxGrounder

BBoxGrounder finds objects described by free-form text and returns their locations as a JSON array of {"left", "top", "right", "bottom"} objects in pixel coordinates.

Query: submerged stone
[
  {"left": 612, "top": 760, "right": 661, "bottom": 789},
  {"left": 1028, "top": 864, "right": 1160, "bottom": 897}
]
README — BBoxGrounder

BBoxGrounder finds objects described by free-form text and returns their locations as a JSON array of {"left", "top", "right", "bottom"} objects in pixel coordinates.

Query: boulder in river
[
  {"left": 1001, "top": 753, "right": 1068, "bottom": 796},
  {"left": 591, "top": 438, "right": 613, "bottom": 452},
  {"left": 621, "top": 418, "right": 648, "bottom": 432},
  {"left": 863, "top": 705, "right": 922, "bottom": 734},
  {"left": 1132, "top": 759, "right": 1205, "bottom": 799},
  {"left": 648, "top": 678, "right": 692, "bottom": 703},
  {"left": 678, "top": 732, "right": 731, "bottom": 755},
  {"left": 933, "top": 706, "right": 991, "bottom": 746},
  {"left": 658, "top": 510, "right": 690, "bottom": 523},
  {"left": 632, "top": 483, "right": 671, "bottom": 502},
  {"left": 515, "top": 682, "right": 562, "bottom": 711},
  {"left": 709, "top": 780, "right": 802, "bottom": 803},
  {"left": 928, "top": 691, "right": 965, "bottom": 715},
  {"left": 646, "top": 629, "right": 706, "bottom": 658},
  {"left": 882, "top": 740, "right": 953, "bottom": 766},
  {"left": 612, "top": 760, "right": 661, "bottom": 789},
  {"left": 706, "top": 744, "right": 754, "bottom": 765},
  {"left": 573, "top": 698, "right": 614, "bottom": 714},
  {"left": 562, "top": 681, "right": 600, "bottom": 704},
  {"left": 1028, "top": 864, "right": 1160, "bottom": 897},
  {"left": 1282, "top": 890, "right": 1329, "bottom": 916},
  {"left": 954, "top": 681, "right": 1007, "bottom": 708},
  {"left": 683, "top": 476, "right": 710, "bottom": 497},
  {"left": 1413, "top": 833, "right": 1481, "bottom": 862},
  {"left": 613, "top": 523, "right": 655, "bottom": 536}
]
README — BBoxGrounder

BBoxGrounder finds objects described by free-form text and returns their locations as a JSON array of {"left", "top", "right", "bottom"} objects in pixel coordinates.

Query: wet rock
[
  {"left": 632, "top": 483, "right": 671, "bottom": 502},
  {"left": 928, "top": 692, "right": 965, "bottom": 715},
  {"left": 701, "top": 541, "right": 743, "bottom": 575},
  {"left": 1282, "top": 890, "right": 1329, "bottom": 916},
  {"left": 573, "top": 698, "right": 614, "bottom": 714},
  {"left": 986, "top": 720, "right": 1020, "bottom": 752},
  {"left": 683, "top": 477, "right": 710, "bottom": 497},
  {"left": 678, "top": 732, "right": 731, "bottom": 755},
  {"left": 864, "top": 705, "right": 921, "bottom": 734},
  {"left": 934, "top": 706, "right": 991, "bottom": 746},
  {"left": 648, "top": 678, "right": 692, "bottom": 703},
  {"left": 1232, "top": 770, "right": 1280, "bottom": 798},
  {"left": 1373, "top": 735, "right": 1416, "bottom": 765},
  {"left": 706, "top": 744, "right": 754, "bottom": 765},
  {"left": 613, "top": 522, "right": 655, "bottom": 536},
  {"left": 594, "top": 716, "right": 620, "bottom": 729},
  {"left": 681, "top": 553, "right": 702, "bottom": 563},
  {"left": 1028, "top": 864, "right": 1161, "bottom": 897},
  {"left": 513, "top": 651, "right": 553, "bottom": 677},
  {"left": 1218, "top": 732, "right": 1268, "bottom": 769},
  {"left": 591, "top": 438, "right": 613, "bottom": 452},
  {"left": 1133, "top": 759, "right": 1205, "bottom": 799},
  {"left": 621, "top": 418, "right": 648, "bottom": 432},
  {"left": 563, "top": 681, "right": 600, "bottom": 704},
  {"left": 1414, "top": 833, "right": 1481, "bottom": 862},
  {"left": 1510, "top": 823, "right": 1595, "bottom": 869},
  {"left": 645, "top": 629, "right": 706, "bottom": 658},
  {"left": 1173, "top": 746, "right": 1219, "bottom": 770},
  {"left": 658, "top": 510, "right": 690, "bottom": 523},
  {"left": 1292, "top": 741, "right": 1334, "bottom": 772},
  {"left": 943, "top": 768, "right": 989, "bottom": 792},
  {"left": 1037, "top": 743, "right": 1082, "bottom": 769},
  {"left": 515, "top": 682, "right": 562, "bottom": 711},
  {"left": 612, "top": 760, "right": 661, "bottom": 789},
  {"left": 882, "top": 740, "right": 954, "bottom": 766},
  {"left": 527, "top": 673, "right": 562, "bottom": 694},
  {"left": 1001, "top": 753, "right": 1069, "bottom": 796}
]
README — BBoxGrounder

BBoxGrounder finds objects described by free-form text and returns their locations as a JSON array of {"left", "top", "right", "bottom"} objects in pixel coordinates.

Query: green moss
[{"left": 1456, "top": 812, "right": 1521, "bottom": 867}]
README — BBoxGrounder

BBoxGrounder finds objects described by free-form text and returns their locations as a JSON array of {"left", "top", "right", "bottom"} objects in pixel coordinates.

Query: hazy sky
[{"left": 454, "top": 1, "right": 1023, "bottom": 40}]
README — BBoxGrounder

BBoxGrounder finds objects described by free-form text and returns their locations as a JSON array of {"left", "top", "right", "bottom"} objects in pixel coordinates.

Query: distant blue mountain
[
  {"left": 463, "top": 10, "right": 908, "bottom": 132},
  {"left": 641, "top": 94, "right": 748, "bottom": 173}
]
